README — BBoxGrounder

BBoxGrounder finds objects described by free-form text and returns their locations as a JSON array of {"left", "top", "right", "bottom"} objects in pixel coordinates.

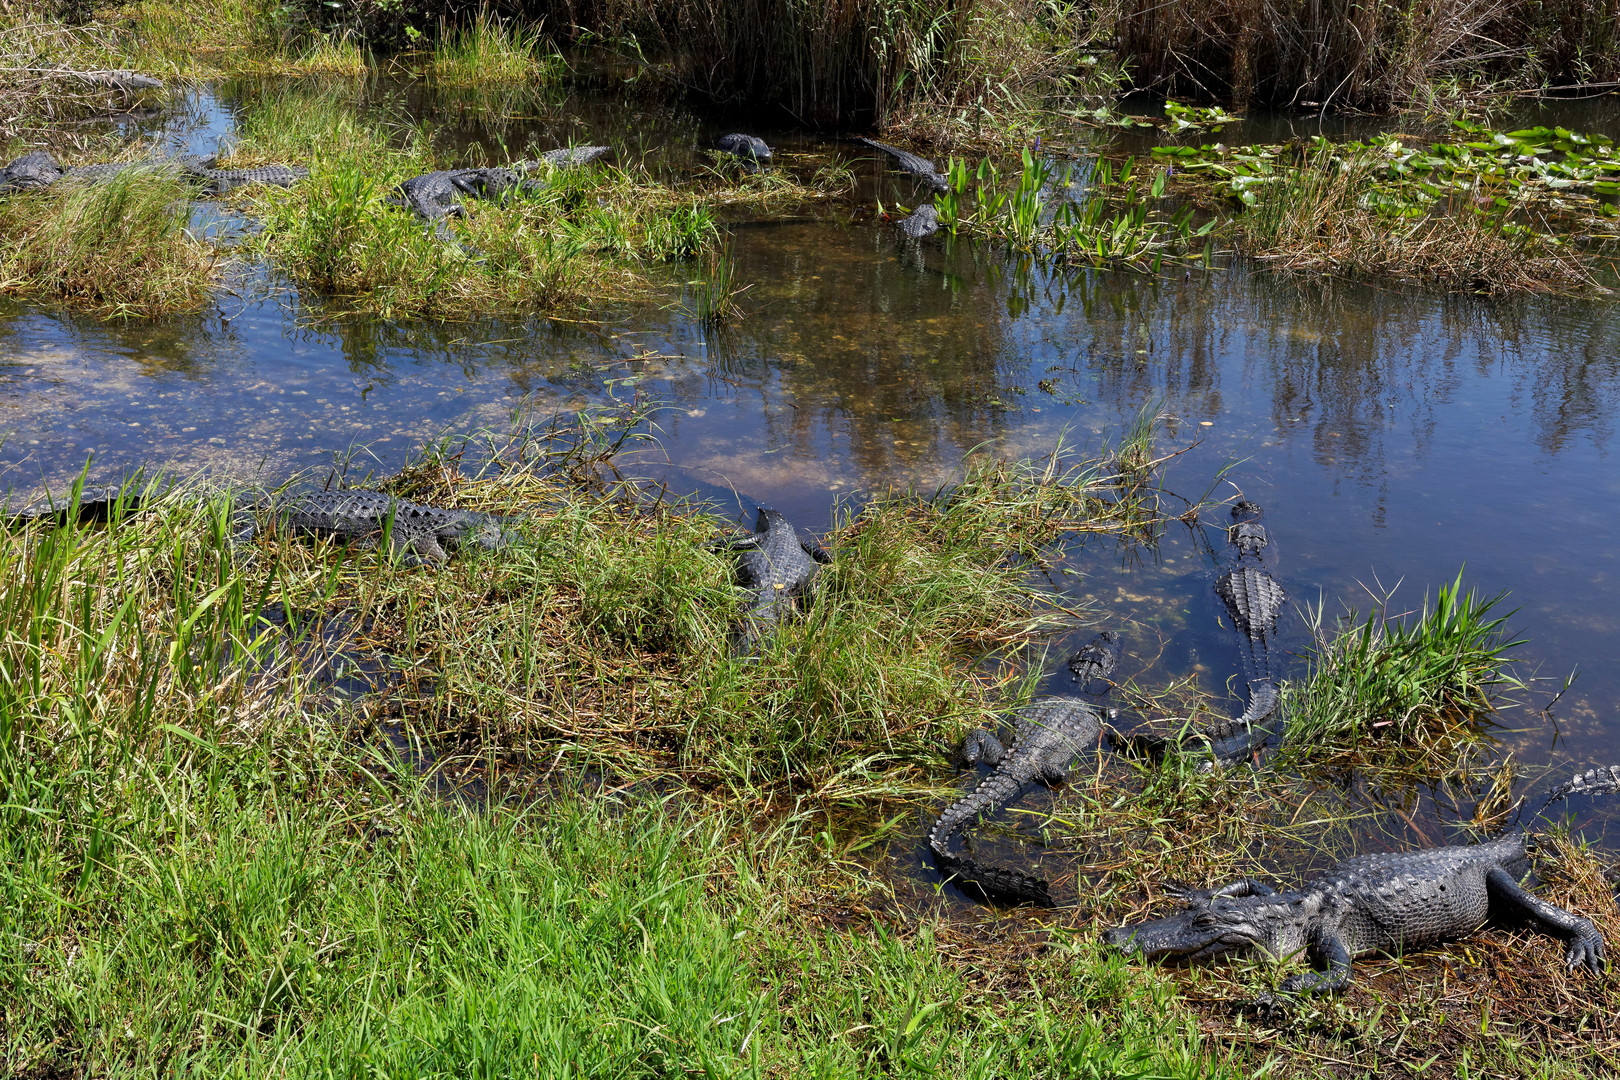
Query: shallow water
[{"left": 4, "top": 80, "right": 1619, "bottom": 885}]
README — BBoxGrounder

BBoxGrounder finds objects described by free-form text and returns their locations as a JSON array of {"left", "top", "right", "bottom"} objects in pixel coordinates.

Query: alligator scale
[{"left": 719, "top": 508, "right": 830, "bottom": 655}]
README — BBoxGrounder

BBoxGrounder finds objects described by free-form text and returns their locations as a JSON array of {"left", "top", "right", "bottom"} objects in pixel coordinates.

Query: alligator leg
[
  {"left": 1485, "top": 867, "right": 1607, "bottom": 973},
  {"left": 958, "top": 728, "right": 1007, "bottom": 767},
  {"left": 1277, "top": 932, "right": 1353, "bottom": 995}
]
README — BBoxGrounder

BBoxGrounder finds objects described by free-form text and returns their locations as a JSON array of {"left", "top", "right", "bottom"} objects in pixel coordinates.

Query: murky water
[{"left": 4, "top": 80, "right": 1619, "bottom": 879}]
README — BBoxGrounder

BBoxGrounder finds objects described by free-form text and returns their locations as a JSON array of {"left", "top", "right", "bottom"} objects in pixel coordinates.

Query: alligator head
[{"left": 1101, "top": 900, "right": 1272, "bottom": 963}]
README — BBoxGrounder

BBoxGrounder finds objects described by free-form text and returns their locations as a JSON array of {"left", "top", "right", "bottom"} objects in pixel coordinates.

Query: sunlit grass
[
  {"left": 0, "top": 169, "right": 217, "bottom": 318},
  {"left": 430, "top": 9, "right": 565, "bottom": 86},
  {"left": 1280, "top": 570, "right": 1527, "bottom": 773}
]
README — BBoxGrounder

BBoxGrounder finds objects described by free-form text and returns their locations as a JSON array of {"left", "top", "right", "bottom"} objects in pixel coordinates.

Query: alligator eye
[{"left": 1192, "top": 912, "right": 1218, "bottom": 929}]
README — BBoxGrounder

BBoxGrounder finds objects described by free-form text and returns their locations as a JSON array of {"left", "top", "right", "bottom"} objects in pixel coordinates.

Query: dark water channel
[{"left": 4, "top": 79, "right": 1620, "bottom": 893}]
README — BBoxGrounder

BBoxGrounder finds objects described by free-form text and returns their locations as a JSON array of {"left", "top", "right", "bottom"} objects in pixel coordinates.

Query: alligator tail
[
  {"left": 1517, "top": 764, "right": 1620, "bottom": 828},
  {"left": 932, "top": 849, "right": 1053, "bottom": 906}
]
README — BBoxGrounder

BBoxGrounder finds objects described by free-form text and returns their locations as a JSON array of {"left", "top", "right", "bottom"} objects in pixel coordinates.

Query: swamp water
[{"left": 3, "top": 80, "right": 1619, "bottom": 898}]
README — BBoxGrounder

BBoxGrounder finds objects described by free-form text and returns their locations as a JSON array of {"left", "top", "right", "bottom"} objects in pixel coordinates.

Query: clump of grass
[
  {"left": 1282, "top": 570, "right": 1527, "bottom": 769},
  {"left": 0, "top": 170, "right": 218, "bottom": 318},
  {"left": 285, "top": 30, "right": 369, "bottom": 75},
  {"left": 686, "top": 245, "right": 745, "bottom": 326},
  {"left": 231, "top": 92, "right": 725, "bottom": 318},
  {"left": 1236, "top": 146, "right": 1595, "bottom": 293},
  {"left": 430, "top": 9, "right": 563, "bottom": 86}
]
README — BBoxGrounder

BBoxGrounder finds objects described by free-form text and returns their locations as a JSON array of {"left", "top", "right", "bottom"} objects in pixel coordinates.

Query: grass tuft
[
  {"left": 430, "top": 9, "right": 564, "bottom": 86},
  {"left": 0, "top": 169, "right": 218, "bottom": 318},
  {"left": 1236, "top": 147, "right": 1595, "bottom": 294},
  {"left": 1283, "top": 569, "right": 1527, "bottom": 770}
]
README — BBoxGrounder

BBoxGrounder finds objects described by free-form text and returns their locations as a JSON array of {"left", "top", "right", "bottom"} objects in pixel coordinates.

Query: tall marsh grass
[
  {"left": 0, "top": 170, "right": 218, "bottom": 318},
  {"left": 1117, "top": 0, "right": 1620, "bottom": 109},
  {"left": 431, "top": 9, "right": 564, "bottom": 85},
  {"left": 1284, "top": 571, "right": 1527, "bottom": 770},
  {"left": 549, "top": 0, "right": 1084, "bottom": 128}
]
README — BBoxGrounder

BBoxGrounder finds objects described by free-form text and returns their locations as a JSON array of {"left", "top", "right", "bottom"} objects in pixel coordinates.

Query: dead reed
[{"left": 1117, "top": 0, "right": 1620, "bottom": 110}]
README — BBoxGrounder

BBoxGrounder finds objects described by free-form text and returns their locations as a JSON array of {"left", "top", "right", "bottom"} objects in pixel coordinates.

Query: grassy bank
[
  {"left": 2, "top": 428, "right": 1616, "bottom": 1077},
  {"left": 227, "top": 85, "right": 848, "bottom": 320}
]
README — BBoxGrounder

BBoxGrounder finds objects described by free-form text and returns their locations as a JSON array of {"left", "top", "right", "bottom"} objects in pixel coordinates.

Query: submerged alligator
[
  {"left": 1201, "top": 500, "right": 1287, "bottom": 761},
  {"left": 895, "top": 203, "right": 939, "bottom": 238},
  {"left": 229, "top": 490, "right": 516, "bottom": 567},
  {"left": 1103, "top": 765, "right": 1620, "bottom": 998},
  {"left": 855, "top": 137, "right": 950, "bottom": 193},
  {"left": 720, "top": 507, "right": 831, "bottom": 655},
  {"left": 1067, "top": 629, "right": 1122, "bottom": 696},
  {"left": 387, "top": 148, "right": 612, "bottom": 242},
  {"left": 0, "top": 150, "right": 308, "bottom": 195},
  {"left": 929, "top": 694, "right": 1111, "bottom": 905},
  {"left": 715, "top": 134, "right": 772, "bottom": 172}
]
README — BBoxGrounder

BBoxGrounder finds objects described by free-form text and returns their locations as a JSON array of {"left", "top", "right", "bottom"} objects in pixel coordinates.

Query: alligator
[
  {"left": 530, "top": 145, "right": 612, "bottom": 169},
  {"left": 855, "top": 137, "right": 950, "bottom": 193},
  {"left": 1067, "top": 629, "right": 1122, "bottom": 695},
  {"left": 715, "top": 134, "right": 772, "bottom": 173},
  {"left": 0, "top": 151, "right": 307, "bottom": 195},
  {"left": 192, "top": 164, "right": 310, "bottom": 195},
  {"left": 0, "top": 151, "right": 67, "bottom": 192},
  {"left": 720, "top": 507, "right": 830, "bottom": 654},
  {"left": 230, "top": 489, "right": 516, "bottom": 567},
  {"left": 895, "top": 203, "right": 939, "bottom": 238},
  {"left": 387, "top": 151, "right": 610, "bottom": 242},
  {"left": 1198, "top": 500, "right": 1287, "bottom": 761},
  {"left": 1103, "top": 764, "right": 1620, "bottom": 999},
  {"left": 6, "top": 482, "right": 144, "bottom": 525},
  {"left": 929, "top": 696, "right": 1112, "bottom": 906}
]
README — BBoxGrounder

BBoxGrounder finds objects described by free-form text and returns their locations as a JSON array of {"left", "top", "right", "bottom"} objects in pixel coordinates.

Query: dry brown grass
[{"left": 1235, "top": 151, "right": 1598, "bottom": 295}]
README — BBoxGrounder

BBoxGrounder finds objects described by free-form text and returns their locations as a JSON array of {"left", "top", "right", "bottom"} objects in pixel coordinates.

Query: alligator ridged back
[
  {"left": 1521, "top": 764, "right": 1620, "bottom": 826},
  {"left": 934, "top": 850, "right": 1053, "bottom": 906}
]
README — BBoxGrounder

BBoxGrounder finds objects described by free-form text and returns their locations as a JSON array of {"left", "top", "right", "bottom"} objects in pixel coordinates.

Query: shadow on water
[{"left": 3, "top": 75, "right": 1620, "bottom": 902}]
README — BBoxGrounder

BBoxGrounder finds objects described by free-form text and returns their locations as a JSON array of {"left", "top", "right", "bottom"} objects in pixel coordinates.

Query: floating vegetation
[{"left": 1155, "top": 122, "right": 1620, "bottom": 292}]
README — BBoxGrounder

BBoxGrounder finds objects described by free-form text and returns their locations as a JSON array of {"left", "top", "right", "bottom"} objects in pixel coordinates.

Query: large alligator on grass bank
[
  {"left": 0, "top": 151, "right": 308, "bottom": 195},
  {"left": 720, "top": 507, "right": 830, "bottom": 655},
  {"left": 929, "top": 695, "right": 1111, "bottom": 906},
  {"left": 230, "top": 490, "right": 515, "bottom": 567},
  {"left": 855, "top": 137, "right": 950, "bottom": 193},
  {"left": 1103, "top": 765, "right": 1620, "bottom": 998}
]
